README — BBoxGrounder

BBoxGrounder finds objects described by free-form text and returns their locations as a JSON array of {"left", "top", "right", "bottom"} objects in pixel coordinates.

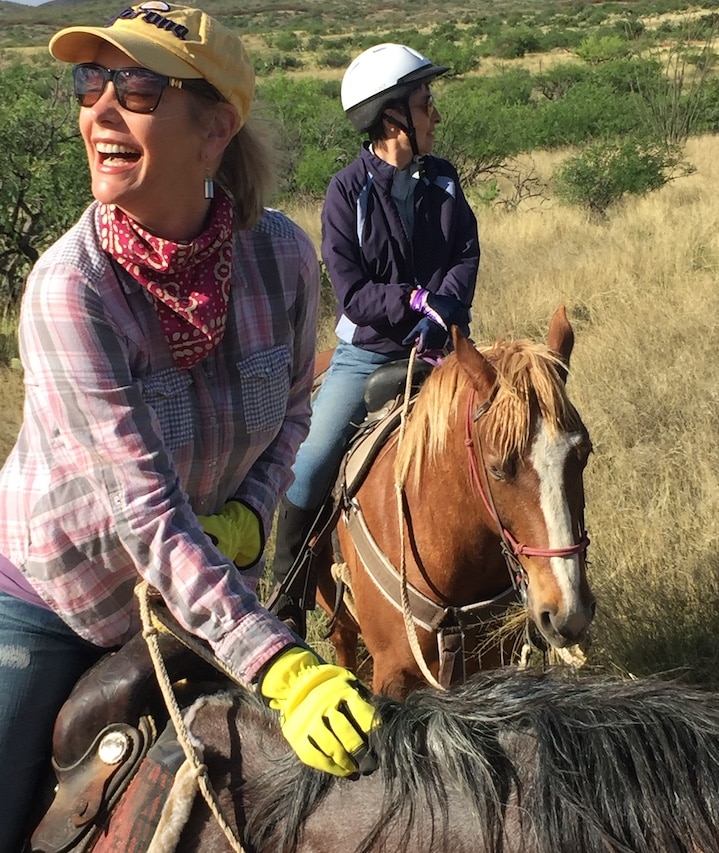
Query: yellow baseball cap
[{"left": 49, "top": 2, "right": 255, "bottom": 128}]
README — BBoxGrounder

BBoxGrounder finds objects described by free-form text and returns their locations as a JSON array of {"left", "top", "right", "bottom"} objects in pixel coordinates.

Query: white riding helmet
[{"left": 341, "top": 43, "right": 449, "bottom": 133}]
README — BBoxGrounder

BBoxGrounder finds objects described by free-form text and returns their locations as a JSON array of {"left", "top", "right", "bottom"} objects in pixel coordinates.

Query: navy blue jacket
[{"left": 321, "top": 142, "right": 480, "bottom": 355}]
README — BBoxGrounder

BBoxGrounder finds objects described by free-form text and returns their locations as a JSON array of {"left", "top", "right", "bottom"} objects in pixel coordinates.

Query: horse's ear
[
  {"left": 451, "top": 325, "right": 497, "bottom": 393},
  {"left": 547, "top": 305, "right": 574, "bottom": 380}
]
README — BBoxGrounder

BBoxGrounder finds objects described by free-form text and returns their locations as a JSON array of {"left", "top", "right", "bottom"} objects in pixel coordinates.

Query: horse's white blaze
[{"left": 529, "top": 419, "right": 583, "bottom": 605}]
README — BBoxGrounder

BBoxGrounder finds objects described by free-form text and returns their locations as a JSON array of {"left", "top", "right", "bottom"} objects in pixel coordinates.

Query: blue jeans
[
  {"left": 0, "top": 592, "right": 106, "bottom": 852},
  {"left": 285, "top": 341, "right": 395, "bottom": 510}
]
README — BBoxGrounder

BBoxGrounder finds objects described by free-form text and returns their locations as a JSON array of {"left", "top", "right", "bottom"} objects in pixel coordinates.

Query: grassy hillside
[{"left": 1, "top": 0, "right": 717, "bottom": 55}]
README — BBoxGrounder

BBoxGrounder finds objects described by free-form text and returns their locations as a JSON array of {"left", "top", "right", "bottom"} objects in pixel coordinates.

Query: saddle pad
[
  {"left": 343, "top": 400, "right": 403, "bottom": 498},
  {"left": 92, "top": 724, "right": 187, "bottom": 853}
]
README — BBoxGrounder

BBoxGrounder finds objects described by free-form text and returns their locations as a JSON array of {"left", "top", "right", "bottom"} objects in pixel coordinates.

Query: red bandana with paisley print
[{"left": 99, "top": 190, "right": 234, "bottom": 369}]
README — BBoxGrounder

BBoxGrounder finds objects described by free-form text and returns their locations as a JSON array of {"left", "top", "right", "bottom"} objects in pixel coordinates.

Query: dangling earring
[{"left": 204, "top": 174, "right": 215, "bottom": 200}]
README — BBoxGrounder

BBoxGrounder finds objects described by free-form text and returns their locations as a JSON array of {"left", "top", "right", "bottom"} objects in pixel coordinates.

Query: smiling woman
[
  {"left": 74, "top": 39, "right": 231, "bottom": 242},
  {"left": 0, "top": 4, "right": 380, "bottom": 850},
  {"left": 52, "top": 9, "right": 249, "bottom": 242}
]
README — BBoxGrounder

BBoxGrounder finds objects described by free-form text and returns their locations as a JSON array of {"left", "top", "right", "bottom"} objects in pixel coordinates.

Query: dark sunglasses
[{"left": 72, "top": 63, "right": 186, "bottom": 114}]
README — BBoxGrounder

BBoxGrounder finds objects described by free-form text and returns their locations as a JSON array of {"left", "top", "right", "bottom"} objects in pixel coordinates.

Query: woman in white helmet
[{"left": 270, "top": 44, "right": 480, "bottom": 634}]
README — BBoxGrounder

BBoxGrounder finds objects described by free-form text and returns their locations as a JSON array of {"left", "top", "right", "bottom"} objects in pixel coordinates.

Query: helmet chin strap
[{"left": 381, "top": 101, "right": 420, "bottom": 158}]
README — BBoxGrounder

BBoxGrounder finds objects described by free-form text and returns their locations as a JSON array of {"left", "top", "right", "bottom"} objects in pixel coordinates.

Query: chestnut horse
[{"left": 314, "top": 306, "right": 595, "bottom": 698}]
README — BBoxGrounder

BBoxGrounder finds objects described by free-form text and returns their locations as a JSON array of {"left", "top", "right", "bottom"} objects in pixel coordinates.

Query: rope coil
[{"left": 137, "top": 581, "right": 247, "bottom": 853}]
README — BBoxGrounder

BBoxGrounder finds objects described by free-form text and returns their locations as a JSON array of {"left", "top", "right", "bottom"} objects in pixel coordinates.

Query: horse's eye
[
  {"left": 490, "top": 458, "right": 516, "bottom": 481},
  {"left": 576, "top": 440, "right": 593, "bottom": 466}
]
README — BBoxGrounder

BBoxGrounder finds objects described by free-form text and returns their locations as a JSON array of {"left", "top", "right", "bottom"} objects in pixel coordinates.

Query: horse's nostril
[{"left": 539, "top": 610, "right": 554, "bottom": 634}]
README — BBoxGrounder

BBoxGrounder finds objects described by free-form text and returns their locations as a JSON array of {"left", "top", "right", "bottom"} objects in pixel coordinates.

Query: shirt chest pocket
[
  {"left": 237, "top": 346, "right": 291, "bottom": 434},
  {"left": 141, "top": 368, "right": 194, "bottom": 451}
]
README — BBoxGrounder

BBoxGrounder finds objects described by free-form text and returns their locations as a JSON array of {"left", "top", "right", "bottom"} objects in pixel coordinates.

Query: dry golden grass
[
  {"left": 476, "top": 139, "right": 719, "bottom": 684},
  {"left": 0, "top": 366, "right": 23, "bottom": 459}
]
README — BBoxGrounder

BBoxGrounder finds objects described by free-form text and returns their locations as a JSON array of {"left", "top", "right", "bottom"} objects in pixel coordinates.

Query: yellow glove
[
  {"left": 197, "top": 501, "right": 263, "bottom": 568},
  {"left": 259, "top": 646, "right": 378, "bottom": 776}
]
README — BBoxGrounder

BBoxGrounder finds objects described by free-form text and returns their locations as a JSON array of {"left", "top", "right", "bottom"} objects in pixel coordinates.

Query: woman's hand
[
  {"left": 197, "top": 501, "right": 263, "bottom": 568},
  {"left": 409, "top": 288, "right": 471, "bottom": 339},
  {"left": 258, "top": 646, "right": 379, "bottom": 776},
  {"left": 402, "top": 316, "right": 448, "bottom": 364}
]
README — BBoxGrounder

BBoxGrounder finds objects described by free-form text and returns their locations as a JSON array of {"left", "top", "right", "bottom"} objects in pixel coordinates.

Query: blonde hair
[
  {"left": 395, "top": 339, "right": 583, "bottom": 488},
  {"left": 188, "top": 87, "right": 277, "bottom": 230},
  {"left": 217, "top": 119, "right": 277, "bottom": 229}
]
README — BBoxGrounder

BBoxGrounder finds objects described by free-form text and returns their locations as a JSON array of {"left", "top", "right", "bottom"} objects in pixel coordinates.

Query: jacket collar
[{"left": 361, "top": 141, "right": 434, "bottom": 185}]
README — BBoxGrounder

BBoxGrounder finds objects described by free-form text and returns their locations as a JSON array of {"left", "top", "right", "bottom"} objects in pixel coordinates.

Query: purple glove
[{"left": 409, "top": 289, "right": 469, "bottom": 334}]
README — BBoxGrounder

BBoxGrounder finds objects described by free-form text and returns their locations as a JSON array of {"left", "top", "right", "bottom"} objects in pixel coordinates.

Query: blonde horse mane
[{"left": 395, "top": 338, "right": 583, "bottom": 488}]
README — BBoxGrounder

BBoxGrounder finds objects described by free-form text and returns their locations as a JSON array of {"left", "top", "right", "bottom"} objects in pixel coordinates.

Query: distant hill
[
  {"left": 0, "top": 0, "right": 440, "bottom": 52},
  {"left": 0, "top": 0, "right": 464, "bottom": 50},
  {"left": 0, "top": 0, "right": 715, "bottom": 52}
]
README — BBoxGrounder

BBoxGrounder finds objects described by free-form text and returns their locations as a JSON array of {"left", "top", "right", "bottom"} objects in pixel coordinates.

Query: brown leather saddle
[{"left": 26, "top": 629, "right": 226, "bottom": 853}]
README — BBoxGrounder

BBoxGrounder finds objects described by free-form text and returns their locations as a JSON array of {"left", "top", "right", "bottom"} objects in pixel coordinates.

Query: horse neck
[{"left": 396, "top": 395, "right": 510, "bottom": 599}]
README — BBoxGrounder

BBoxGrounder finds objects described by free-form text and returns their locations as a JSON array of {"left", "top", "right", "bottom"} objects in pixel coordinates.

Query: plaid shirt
[{"left": 0, "top": 202, "right": 319, "bottom": 683}]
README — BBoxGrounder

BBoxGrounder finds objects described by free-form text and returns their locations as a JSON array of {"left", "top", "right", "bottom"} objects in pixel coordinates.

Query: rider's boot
[{"left": 270, "top": 497, "right": 320, "bottom": 639}]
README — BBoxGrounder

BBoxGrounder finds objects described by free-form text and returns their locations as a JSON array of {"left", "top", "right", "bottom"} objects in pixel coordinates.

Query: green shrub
[
  {"left": 554, "top": 137, "right": 690, "bottom": 217},
  {"left": 320, "top": 50, "right": 349, "bottom": 69},
  {"left": 273, "top": 32, "right": 301, "bottom": 52},
  {"left": 532, "top": 81, "right": 641, "bottom": 148},
  {"left": 575, "top": 34, "right": 631, "bottom": 64},
  {"left": 254, "top": 54, "right": 304, "bottom": 73},
  {"left": 539, "top": 26, "right": 588, "bottom": 51},
  {"left": 258, "top": 76, "right": 356, "bottom": 198},
  {"left": 294, "top": 149, "right": 343, "bottom": 197},
  {"left": 479, "top": 67, "right": 534, "bottom": 105},
  {"left": 535, "top": 63, "right": 593, "bottom": 100},
  {"left": 425, "top": 37, "right": 480, "bottom": 75},
  {"left": 0, "top": 61, "right": 90, "bottom": 310},
  {"left": 484, "top": 26, "right": 542, "bottom": 59},
  {"left": 437, "top": 87, "right": 530, "bottom": 183}
]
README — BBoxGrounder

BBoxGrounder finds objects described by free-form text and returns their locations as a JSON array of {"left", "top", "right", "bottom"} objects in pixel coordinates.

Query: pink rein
[{"left": 464, "top": 393, "right": 589, "bottom": 569}]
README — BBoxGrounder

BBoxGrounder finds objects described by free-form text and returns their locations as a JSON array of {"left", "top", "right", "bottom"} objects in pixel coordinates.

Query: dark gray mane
[{"left": 240, "top": 669, "right": 719, "bottom": 853}]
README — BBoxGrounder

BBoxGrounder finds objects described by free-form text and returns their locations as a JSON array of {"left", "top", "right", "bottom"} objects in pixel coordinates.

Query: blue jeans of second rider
[{"left": 285, "top": 340, "right": 395, "bottom": 511}]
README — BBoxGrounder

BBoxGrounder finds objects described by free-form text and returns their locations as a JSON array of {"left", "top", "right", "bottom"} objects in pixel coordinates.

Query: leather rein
[{"left": 465, "top": 390, "right": 590, "bottom": 602}]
